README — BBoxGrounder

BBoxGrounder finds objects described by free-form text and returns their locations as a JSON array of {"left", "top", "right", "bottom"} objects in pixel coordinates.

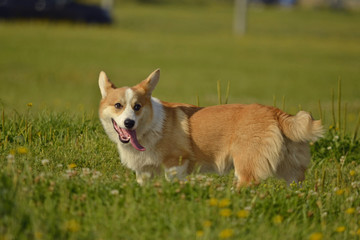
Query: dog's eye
[
  {"left": 133, "top": 103, "right": 141, "bottom": 111},
  {"left": 114, "top": 103, "right": 123, "bottom": 109}
]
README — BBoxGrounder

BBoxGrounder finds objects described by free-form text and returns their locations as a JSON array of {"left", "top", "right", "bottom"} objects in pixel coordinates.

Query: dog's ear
[
  {"left": 98, "top": 71, "right": 116, "bottom": 99},
  {"left": 138, "top": 69, "right": 160, "bottom": 96}
]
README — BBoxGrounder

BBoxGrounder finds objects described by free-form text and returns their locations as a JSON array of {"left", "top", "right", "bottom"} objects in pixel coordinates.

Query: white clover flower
[
  {"left": 351, "top": 181, "right": 360, "bottom": 189},
  {"left": 309, "top": 190, "right": 318, "bottom": 196},
  {"left": 340, "top": 156, "right": 346, "bottom": 165},
  {"left": 6, "top": 154, "right": 15, "bottom": 163},
  {"left": 41, "top": 159, "right": 50, "bottom": 165},
  {"left": 327, "top": 146, "right": 332, "bottom": 150},
  {"left": 244, "top": 206, "right": 252, "bottom": 211},
  {"left": 82, "top": 168, "right": 91, "bottom": 176},
  {"left": 110, "top": 189, "right": 119, "bottom": 195},
  {"left": 92, "top": 170, "right": 102, "bottom": 179}
]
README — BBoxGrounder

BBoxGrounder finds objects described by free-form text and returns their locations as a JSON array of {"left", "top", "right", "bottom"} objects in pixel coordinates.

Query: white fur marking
[
  {"left": 115, "top": 88, "right": 136, "bottom": 129},
  {"left": 98, "top": 71, "right": 108, "bottom": 99}
]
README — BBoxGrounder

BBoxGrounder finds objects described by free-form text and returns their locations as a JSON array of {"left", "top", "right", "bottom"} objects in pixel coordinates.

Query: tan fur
[{"left": 98, "top": 69, "right": 323, "bottom": 187}]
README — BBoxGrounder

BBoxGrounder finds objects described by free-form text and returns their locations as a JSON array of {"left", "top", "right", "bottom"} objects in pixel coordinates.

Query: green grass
[
  {"left": 0, "top": 4, "right": 359, "bottom": 124},
  {"left": 0, "top": 110, "right": 360, "bottom": 240},
  {"left": 1, "top": 2, "right": 360, "bottom": 240}
]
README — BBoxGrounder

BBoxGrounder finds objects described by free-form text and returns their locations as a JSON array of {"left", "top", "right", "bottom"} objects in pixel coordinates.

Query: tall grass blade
[
  {"left": 343, "top": 103, "right": 347, "bottom": 138},
  {"left": 331, "top": 88, "right": 336, "bottom": 129},
  {"left": 352, "top": 112, "right": 360, "bottom": 143},
  {"left": 217, "top": 80, "right": 222, "bottom": 105},
  {"left": 321, "top": 167, "right": 326, "bottom": 192},
  {"left": 225, "top": 81, "right": 230, "bottom": 105},
  {"left": 1, "top": 108, "right": 4, "bottom": 136},
  {"left": 273, "top": 95, "right": 276, "bottom": 108},
  {"left": 196, "top": 95, "right": 200, "bottom": 107},
  {"left": 282, "top": 96, "right": 286, "bottom": 111},
  {"left": 337, "top": 78, "right": 341, "bottom": 135},
  {"left": 318, "top": 100, "right": 323, "bottom": 123}
]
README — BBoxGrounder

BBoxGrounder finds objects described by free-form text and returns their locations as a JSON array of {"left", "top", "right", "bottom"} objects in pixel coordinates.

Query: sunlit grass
[
  {"left": 0, "top": 4, "right": 359, "bottom": 120},
  {"left": 0, "top": 102, "right": 359, "bottom": 239},
  {"left": 0, "top": 2, "right": 359, "bottom": 239}
]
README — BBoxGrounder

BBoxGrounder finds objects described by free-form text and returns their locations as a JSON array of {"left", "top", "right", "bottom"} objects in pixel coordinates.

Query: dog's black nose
[{"left": 124, "top": 119, "right": 135, "bottom": 129}]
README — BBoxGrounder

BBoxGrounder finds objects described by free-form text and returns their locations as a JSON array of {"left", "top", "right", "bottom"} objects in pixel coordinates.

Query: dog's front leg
[
  {"left": 164, "top": 160, "right": 189, "bottom": 182},
  {"left": 135, "top": 171, "right": 152, "bottom": 185}
]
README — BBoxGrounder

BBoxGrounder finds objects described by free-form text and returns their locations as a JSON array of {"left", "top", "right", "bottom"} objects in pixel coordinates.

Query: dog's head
[{"left": 98, "top": 69, "right": 160, "bottom": 151}]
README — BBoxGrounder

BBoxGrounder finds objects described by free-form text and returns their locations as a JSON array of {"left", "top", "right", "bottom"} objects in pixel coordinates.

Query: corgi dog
[{"left": 98, "top": 69, "right": 323, "bottom": 187}]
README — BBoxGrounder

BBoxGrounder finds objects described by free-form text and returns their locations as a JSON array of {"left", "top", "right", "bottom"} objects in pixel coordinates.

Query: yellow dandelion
[
  {"left": 208, "top": 198, "right": 218, "bottom": 206},
  {"left": 237, "top": 209, "right": 250, "bottom": 218},
  {"left": 27, "top": 103, "right": 33, "bottom": 107},
  {"left": 64, "top": 219, "right": 80, "bottom": 232},
  {"left": 218, "top": 198, "right": 231, "bottom": 208},
  {"left": 219, "top": 208, "right": 232, "bottom": 217},
  {"left": 356, "top": 228, "right": 360, "bottom": 235},
  {"left": 196, "top": 230, "right": 204, "bottom": 238},
  {"left": 345, "top": 208, "right": 355, "bottom": 214},
  {"left": 335, "top": 189, "right": 344, "bottom": 195},
  {"left": 350, "top": 170, "right": 356, "bottom": 176},
  {"left": 273, "top": 215, "right": 283, "bottom": 224},
  {"left": 309, "top": 232, "right": 323, "bottom": 240},
  {"left": 202, "top": 220, "right": 212, "bottom": 228},
  {"left": 335, "top": 226, "right": 345, "bottom": 233},
  {"left": 34, "top": 231, "right": 43, "bottom": 239},
  {"left": 219, "top": 229, "right": 234, "bottom": 239},
  {"left": 9, "top": 149, "right": 16, "bottom": 155},
  {"left": 17, "top": 147, "right": 28, "bottom": 154},
  {"left": 68, "top": 163, "right": 77, "bottom": 169}
]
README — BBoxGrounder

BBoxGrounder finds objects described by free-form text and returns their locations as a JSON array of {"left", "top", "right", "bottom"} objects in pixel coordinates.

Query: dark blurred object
[{"left": 0, "top": 0, "right": 112, "bottom": 24}]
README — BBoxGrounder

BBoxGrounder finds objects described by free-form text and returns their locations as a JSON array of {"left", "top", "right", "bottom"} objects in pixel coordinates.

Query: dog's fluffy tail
[{"left": 278, "top": 110, "right": 324, "bottom": 142}]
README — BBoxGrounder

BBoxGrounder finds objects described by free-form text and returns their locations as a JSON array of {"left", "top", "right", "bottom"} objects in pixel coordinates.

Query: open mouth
[{"left": 111, "top": 118, "right": 146, "bottom": 151}]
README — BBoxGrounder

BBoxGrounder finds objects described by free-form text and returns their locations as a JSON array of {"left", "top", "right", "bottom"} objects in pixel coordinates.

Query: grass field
[{"left": 1, "top": 2, "right": 360, "bottom": 240}]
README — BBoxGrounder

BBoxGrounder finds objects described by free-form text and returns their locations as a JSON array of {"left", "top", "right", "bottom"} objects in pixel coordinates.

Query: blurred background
[{"left": 0, "top": 0, "right": 359, "bottom": 128}]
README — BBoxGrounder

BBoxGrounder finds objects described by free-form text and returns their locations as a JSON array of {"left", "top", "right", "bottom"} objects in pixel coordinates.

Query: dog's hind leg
[
  {"left": 275, "top": 141, "right": 310, "bottom": 185},
  {"left": 232, "top": 151, "right": 260, "bottom": 188}
]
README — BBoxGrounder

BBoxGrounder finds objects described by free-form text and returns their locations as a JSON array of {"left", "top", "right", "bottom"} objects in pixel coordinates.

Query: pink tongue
[{"left": 125, "top": 129, "right": 146, "bottom": 151}]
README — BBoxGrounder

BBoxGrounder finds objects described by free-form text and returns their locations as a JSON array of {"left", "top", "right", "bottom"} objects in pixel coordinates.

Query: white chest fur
[{"left": 103, "top": 97, "right": 165, "bottom": 173}]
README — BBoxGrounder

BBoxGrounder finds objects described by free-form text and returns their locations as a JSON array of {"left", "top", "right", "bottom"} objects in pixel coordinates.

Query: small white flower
[
  {"left": 327, "top": 146, "right": 332, "bottom": 150},
  {"left": 309, "top": 190, "right": 318, "bottom": 196},
  {"left": 351, "top": 181, "right": 360, "bottom": 189},
  {"left": 244, "top": 206, "right": 252, "bottom": 211},
  {"left": 41, "top": 159, "right": 50, "bottom": 165},
  {"left": 110, "top": 189, "right": 119, "bottom": 195},
  {"left": 340, "top": 156, "right": 346, "bottom": 165},
  {"left": 321, "top": 212, "right": 328, "bottom": 218},
  {"left": 333, "top": 135, "right": 339, "bottom": 141},
  {"left": 57, "top": 164, "right": 63, "bottom": 168},
  {"left": 92, "top": 170, "right": 102, "bottom": 179},
  {"left": 6, "top": 154, "right": 15, "bottom": 163},
  {"left": 81, "top": 168, "right": 91, "bottom": 176}
]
